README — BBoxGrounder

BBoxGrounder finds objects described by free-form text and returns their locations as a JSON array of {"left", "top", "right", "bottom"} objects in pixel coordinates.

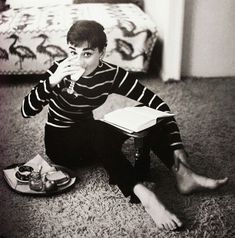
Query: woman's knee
[{"left": 92, "top": 121, "right": 125, "bottom": 149}]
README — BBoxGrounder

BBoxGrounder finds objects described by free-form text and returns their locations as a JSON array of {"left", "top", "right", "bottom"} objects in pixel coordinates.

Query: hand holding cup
[{"left": 49, "top": 56, "right": 85, "bottom": 87}]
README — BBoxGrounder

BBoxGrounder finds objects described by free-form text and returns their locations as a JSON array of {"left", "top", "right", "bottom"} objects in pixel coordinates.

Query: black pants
[{"left": 44, "top": 119, "right": 175, "bottom": 202}]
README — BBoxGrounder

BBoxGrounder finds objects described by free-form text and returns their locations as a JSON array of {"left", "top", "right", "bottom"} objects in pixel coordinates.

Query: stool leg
[{"left": 134, "top": 138, "right": 150, "bottom": 181}]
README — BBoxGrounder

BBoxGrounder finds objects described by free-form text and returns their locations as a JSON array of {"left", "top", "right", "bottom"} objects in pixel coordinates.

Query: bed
[{"left": 0, "top": 3, "right": 158, "bottom": 74}]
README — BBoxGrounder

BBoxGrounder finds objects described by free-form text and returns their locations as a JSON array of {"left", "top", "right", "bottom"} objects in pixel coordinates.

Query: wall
[
  {"left": 182, "top": 0, "right": 235, "bottom": 77},
  {"left": 144, "top": 0, "right": 167, "bottom": 38},
  {"left": 145, "top": 0, "right": 235, "bottom": 78},
  {"left": 145, "top": 0, "right": 185, "bottom": 81}
]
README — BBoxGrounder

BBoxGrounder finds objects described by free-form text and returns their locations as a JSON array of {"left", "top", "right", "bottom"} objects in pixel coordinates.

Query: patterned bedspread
[{"left": 0, "top": 3, "right": 157, "bottom": 74}]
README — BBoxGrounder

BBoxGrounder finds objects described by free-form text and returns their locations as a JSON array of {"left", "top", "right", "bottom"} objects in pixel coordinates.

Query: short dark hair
[{"left": 67, "top": 20, "right": 107, "bottom": 52}]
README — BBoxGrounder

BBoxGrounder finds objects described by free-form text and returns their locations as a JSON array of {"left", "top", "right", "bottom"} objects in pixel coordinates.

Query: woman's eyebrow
[
  {"left": 83, "top": 47, "right": 95, "bottom": 51},
  {"left": 68, "top": 46, "right": 95, "bottom": 51},
  {"left": 68, "top": 46, "right": 76, "bottom": 50}
]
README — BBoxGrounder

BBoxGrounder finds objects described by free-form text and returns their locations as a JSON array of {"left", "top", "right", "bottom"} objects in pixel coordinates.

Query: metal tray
[{"left": 3, "top": 163, "right": 77, "bottom": 196}]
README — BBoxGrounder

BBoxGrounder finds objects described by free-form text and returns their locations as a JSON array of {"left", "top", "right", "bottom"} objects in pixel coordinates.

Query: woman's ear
[{"left": 100, "top": 47, "right": 106, "bottom": 60}]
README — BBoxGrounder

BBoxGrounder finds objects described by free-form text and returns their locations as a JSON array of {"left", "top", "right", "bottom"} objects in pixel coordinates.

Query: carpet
[{"left": 0, "top": 76, "right": 234, "bottom": 238}]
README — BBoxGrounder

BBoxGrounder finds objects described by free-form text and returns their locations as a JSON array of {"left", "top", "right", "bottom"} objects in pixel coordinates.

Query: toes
[
  {"left": 172, "top": 220, "right": 181, "bottom": 230},
  {"left": 158, "top": 224, "right": 165, "bottom": 230},
  {"left": 161, "top": 222, "right": 172, "bottom": 231},
  {"left": 212, "top": 177, "right": 228, "bottom": 188},
  {"left": 172, "top": 215, "right": 183, "bottom": 228},
  {"left": 162, "top": 224, "right": 169, "bottom": 230},
  {"left": 158, "top": 219, "right": 182, "bottom": 231},
  {"left": 165, "top": 222, "right": 174, "bottom": 231},
  {"left": 168, "top": 220, "right": 177, "bottom": 230},
  {"left": 156, "top": 220, "right": 170, "bottom": 231},
  {"left": 218, "top": 177, "right": 228, "bottom": 185}
]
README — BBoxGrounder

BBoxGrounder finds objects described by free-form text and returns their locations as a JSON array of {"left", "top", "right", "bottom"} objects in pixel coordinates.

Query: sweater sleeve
[
  {"left": 21, "top": 63, "right": 58, "bottom": 118},
  {"left": 111, "top": 67, "right": 184, "bottom": 150}
]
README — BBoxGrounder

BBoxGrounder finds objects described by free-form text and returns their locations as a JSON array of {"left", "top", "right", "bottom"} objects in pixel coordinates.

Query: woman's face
[{"left": 68, "top": 41, "right": 105, "bottom": 76}]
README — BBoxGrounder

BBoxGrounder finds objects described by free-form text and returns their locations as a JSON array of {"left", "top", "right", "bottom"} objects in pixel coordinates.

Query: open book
[{"left": 103, "top": 106, "right": 175, "bottom": 133}]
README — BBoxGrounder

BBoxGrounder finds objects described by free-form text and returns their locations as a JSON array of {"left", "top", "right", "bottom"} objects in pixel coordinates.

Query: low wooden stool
[{"left": 111, "top": 126, "right": 152, "bottom": 181}]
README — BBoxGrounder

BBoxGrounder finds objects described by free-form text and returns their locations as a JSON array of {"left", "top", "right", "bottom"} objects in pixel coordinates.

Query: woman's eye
[
  {"left": 84, "top": 52, "right": 92, "bottom": 57},
  {"left": 71, "top": 51, "right": 77, "bottom": 55}
]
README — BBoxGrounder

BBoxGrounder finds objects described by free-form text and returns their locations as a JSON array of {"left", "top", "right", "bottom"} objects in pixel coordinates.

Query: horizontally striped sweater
[{"left": 22, "top": 60, "right": 183, "bottom": 150}]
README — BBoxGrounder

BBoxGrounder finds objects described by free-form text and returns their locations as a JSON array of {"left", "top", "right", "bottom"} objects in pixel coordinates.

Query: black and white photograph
[{"left": 0, "top": 0, "right": 234, "bottom": 237}]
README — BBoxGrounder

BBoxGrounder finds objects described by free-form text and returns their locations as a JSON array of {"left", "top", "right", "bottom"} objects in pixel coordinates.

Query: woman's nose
[
  {"left": 72, "top": 56, "right": 85, "bottom": 68},
  {"left": 75, "top": 55, "right": 84, "bottom": 67}
]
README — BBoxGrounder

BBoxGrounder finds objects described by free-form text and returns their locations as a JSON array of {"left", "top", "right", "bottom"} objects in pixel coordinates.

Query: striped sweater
[{"left": 22, "top": 60, "right": 183, "bottom": 150}]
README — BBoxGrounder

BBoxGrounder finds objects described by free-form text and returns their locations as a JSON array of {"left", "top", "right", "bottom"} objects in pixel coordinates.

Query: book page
[
  {"left": 100, "top": 119, "right": 135, "bottom": 133},
  {"left": 103, "top": 108, "right": 155, "bottom": 132},
  {"left": 126, "top": 106, "right": 175, "bottom": 119},
  {"left": 103, "top": 106, "right": 175, "bottom": 132}
]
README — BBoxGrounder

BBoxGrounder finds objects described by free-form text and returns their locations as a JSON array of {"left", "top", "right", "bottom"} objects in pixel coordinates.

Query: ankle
[
  {"left": 174, "top": 159, "right": 192, "bottom": 176},
  {"left": 133, "top": 183, "right": 155, "bottom": 206}
]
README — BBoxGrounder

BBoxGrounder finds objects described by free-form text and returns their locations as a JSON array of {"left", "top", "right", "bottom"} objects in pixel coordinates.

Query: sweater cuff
[
  {"left": 44, "top": 78, "right": 54, "bottom": 93},
  {"left": 170, "top": 143, "right": 184, "bottom": 151}
]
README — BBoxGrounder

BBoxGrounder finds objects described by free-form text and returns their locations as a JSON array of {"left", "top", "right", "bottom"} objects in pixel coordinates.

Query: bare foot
[
  {"left": 133, "top": 184, "right": 182, "bottom": 230},
  {"left": 173, "top": 160, "right": 228, "bottom": 194}
]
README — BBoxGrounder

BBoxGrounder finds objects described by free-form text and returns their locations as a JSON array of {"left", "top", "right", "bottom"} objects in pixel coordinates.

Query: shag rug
[{"left": 0, "top": 75, "right": 234, "bottom": 238}]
